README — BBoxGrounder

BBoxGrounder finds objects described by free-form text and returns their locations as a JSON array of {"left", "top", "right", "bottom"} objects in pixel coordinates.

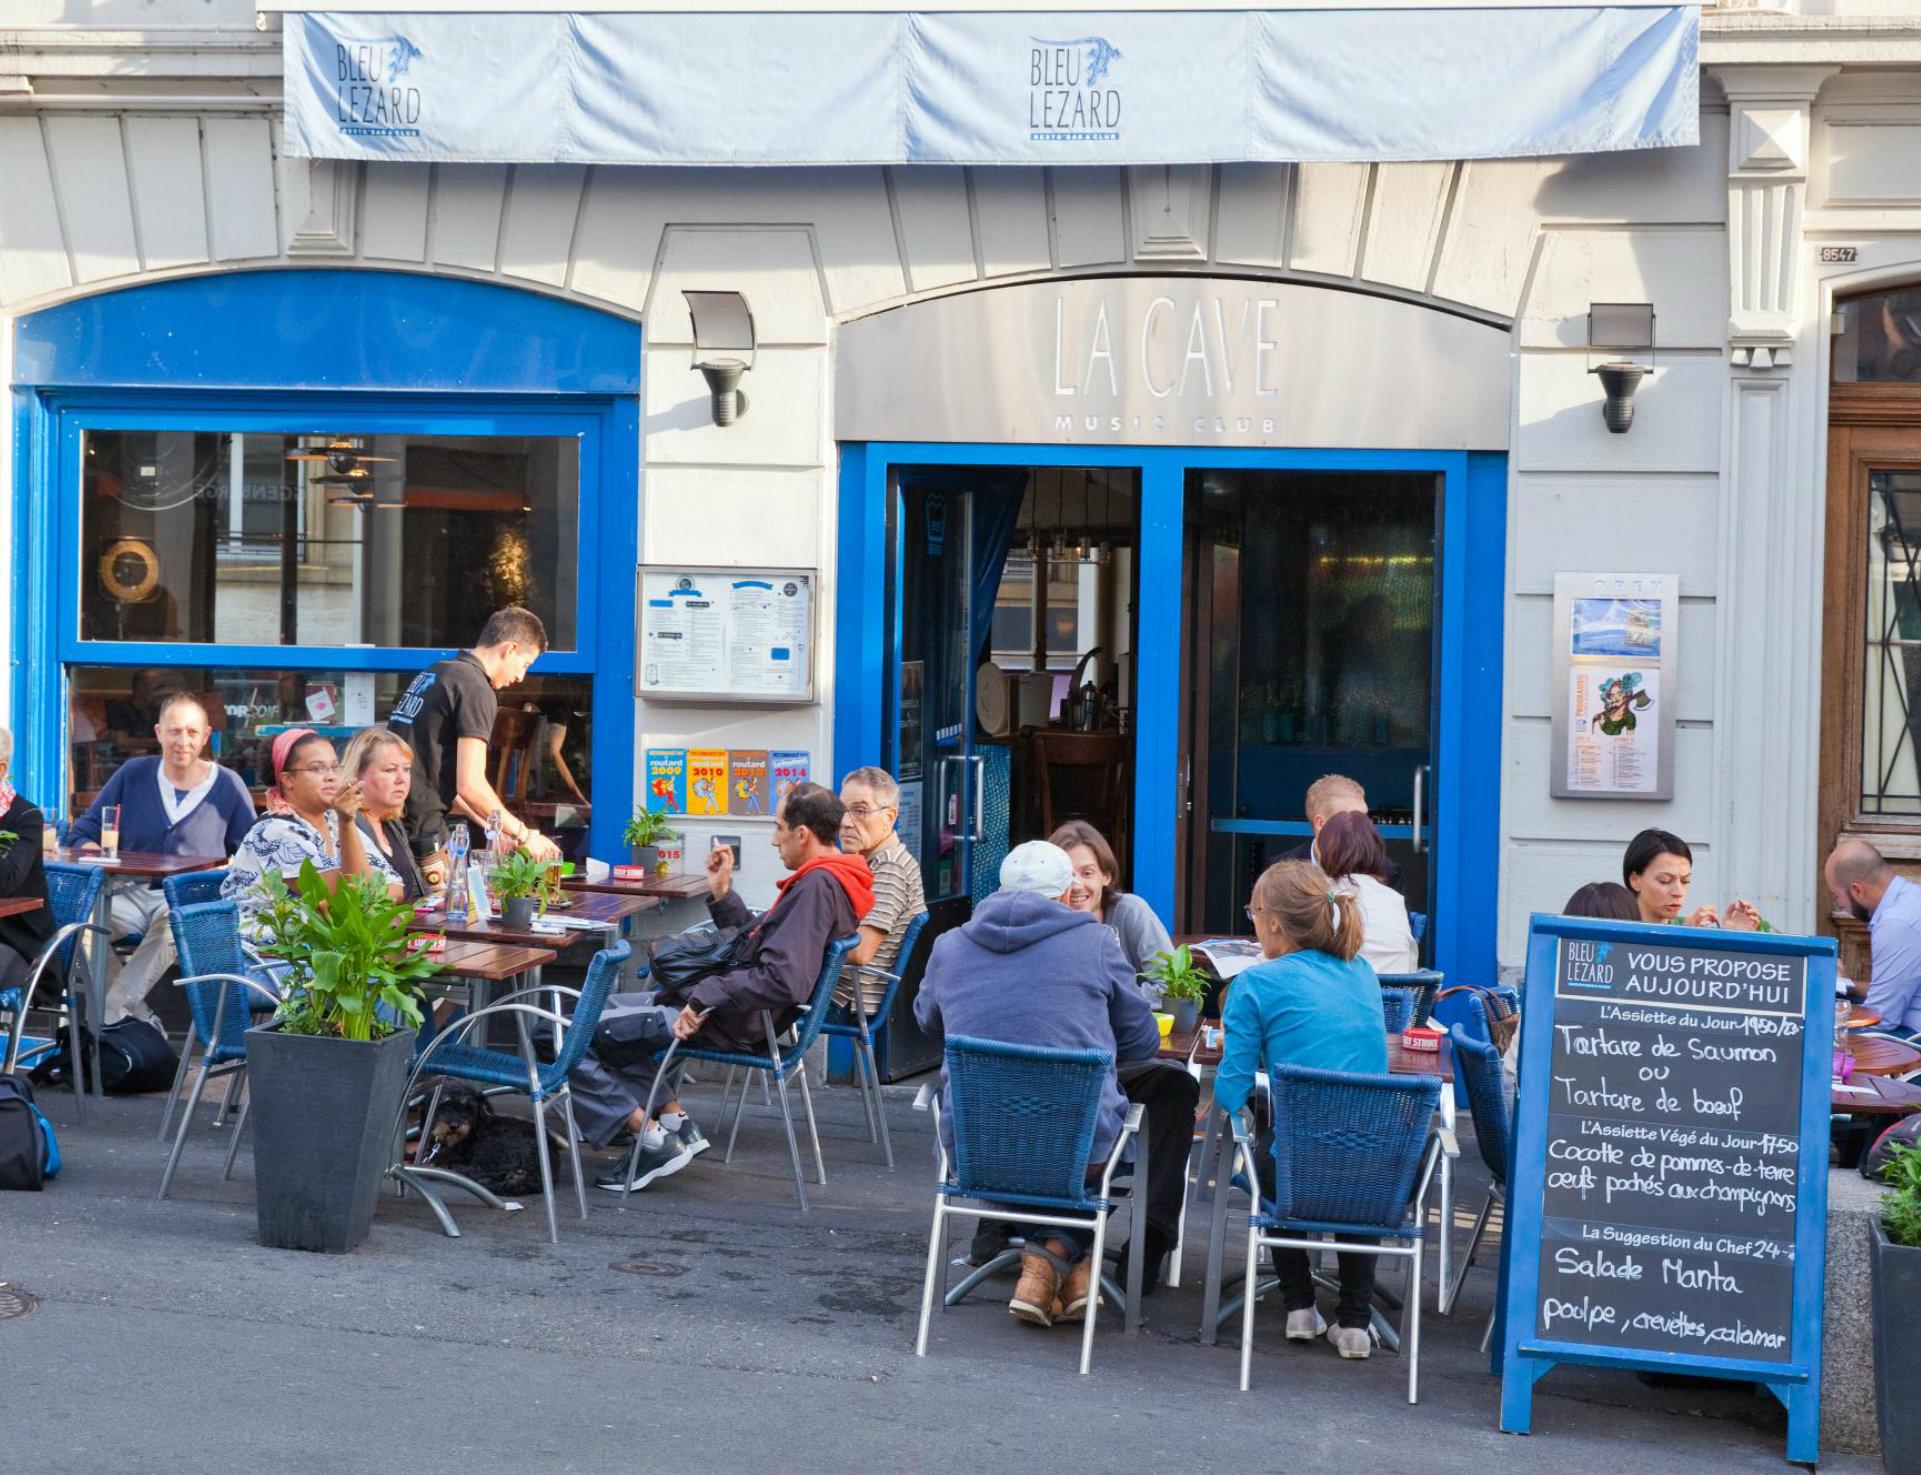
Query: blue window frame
[
  {"left": 10, "top": 270, "right": 640, "bottom": 859},
  {"left": 836, "top": 441, "right": 1506, "bottom": 990}
]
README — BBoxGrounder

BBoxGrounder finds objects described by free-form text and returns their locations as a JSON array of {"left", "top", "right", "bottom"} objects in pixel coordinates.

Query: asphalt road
[{"left": 1, "top": 1076, "right": 1869, "bottom": 1475}]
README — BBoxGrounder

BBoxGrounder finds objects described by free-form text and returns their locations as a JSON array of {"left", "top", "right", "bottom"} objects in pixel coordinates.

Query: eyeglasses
[
  {"left": 1244, "top": 905, "right": 1268, "bottom": 925},
  {"left": 845, "top": 804, "right": 895, "bottom": 820},
  {"left": 287, "top": 763, "right": 342, "bottom": 777}
]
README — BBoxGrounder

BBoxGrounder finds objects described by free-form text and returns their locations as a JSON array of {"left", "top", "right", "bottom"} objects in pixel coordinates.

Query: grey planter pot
[
  {"left": 500, "top": 896, "right": 537, "bottom": 929},
  {"left": 1873, "top": 1219, "right": 1921, "bottom": 1474},
  {"left": 630, "top": 844, "right": 660, "bottom": 872},
  {"left": 1171, "top": 998, "right": 1201, "bottom": 1035},
  {"left": 247, "top": 1026, "right": 416, "bottom": 1253}
]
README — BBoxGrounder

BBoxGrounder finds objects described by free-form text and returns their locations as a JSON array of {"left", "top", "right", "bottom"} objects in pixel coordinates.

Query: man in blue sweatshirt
[{"left": 915, "top": 840, "right": 1160, "bottom": 1330}]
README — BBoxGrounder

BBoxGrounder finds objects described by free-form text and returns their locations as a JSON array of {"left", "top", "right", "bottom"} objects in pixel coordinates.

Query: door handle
[
  {"left": 1411, "top": 764, "right": 1429, "bottom": 855},
  {"left": 969, "top": 754, "right": 988, "bottom": 843}
]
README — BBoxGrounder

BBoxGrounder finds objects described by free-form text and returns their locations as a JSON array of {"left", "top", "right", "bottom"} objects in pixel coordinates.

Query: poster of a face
[{"left": 1567, "top": 666, "right": 1660, "bottom": 793}]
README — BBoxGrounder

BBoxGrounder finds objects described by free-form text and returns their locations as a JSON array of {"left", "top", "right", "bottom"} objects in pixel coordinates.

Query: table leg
[
  {"left": 87, "top": 881, "right": 118, "bottom": 1100},
  {"left": 1436, "top": 1095, "right": 1456, "bottom": 1313}
]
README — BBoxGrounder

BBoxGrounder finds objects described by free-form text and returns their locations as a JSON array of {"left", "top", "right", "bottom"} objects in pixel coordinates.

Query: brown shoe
[
  {"left": 1055, "top": 1257, "right": 1098, "bottom": 1323},
  {"left": 1009, "top": 1251, "right": 1061, "bottom": 1326}
]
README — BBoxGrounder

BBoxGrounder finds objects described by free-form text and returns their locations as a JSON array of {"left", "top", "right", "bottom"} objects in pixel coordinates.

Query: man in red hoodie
[{"left": 574, "top": 782, "right": 873, "bottom": 1193}]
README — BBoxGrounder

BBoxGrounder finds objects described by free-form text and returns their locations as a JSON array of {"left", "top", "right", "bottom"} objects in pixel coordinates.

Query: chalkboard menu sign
[{"left": 1498, "top": 916, "right": 1836, "bottom": 1464}]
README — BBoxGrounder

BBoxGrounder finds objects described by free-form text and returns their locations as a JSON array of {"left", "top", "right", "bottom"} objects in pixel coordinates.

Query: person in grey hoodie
[{"left": 915, "top": 840, "right": 1161, "bottom": 1330}]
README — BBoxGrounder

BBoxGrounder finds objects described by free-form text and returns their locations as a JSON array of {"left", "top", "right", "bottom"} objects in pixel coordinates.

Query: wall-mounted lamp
[
  {"left": 1587, "top": 302, "right": 1656, "bottom": 434},
  {"left": 683, "top": 290, "right": 756, "bottom": 427}
]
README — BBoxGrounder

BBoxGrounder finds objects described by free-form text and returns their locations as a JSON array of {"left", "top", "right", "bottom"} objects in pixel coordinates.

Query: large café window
[{"left": 68, "top": 429, "right": 593, "bottom": 843}]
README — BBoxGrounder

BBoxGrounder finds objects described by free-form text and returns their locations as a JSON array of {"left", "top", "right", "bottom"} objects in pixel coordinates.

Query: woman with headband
[
  {"left": 1212, "top": 858, "right": 1390, "bottom": 1362},
  {"left": 220, "top": 728, "right": 384, "bottom": 937}
]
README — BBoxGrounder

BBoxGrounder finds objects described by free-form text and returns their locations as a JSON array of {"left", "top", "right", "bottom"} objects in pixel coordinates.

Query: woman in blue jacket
[
  {"left": 1215, "top": 858, "right": 1387, "bottom": 1361},
  {"left": 70, "top": 693, "right": 255, "bottom": 1025}
]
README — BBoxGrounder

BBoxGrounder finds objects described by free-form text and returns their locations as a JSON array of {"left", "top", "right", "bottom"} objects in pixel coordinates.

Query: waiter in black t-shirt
[{"left": 388, "top": 606, "right": 562, "bottom": 864}]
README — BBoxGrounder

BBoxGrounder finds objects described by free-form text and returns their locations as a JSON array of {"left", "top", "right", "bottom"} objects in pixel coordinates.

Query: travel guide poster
[
  {"left": 687, "top": 749, "right": 729, "bottom": 816},
  {"left": 645, "top": 749, "right": 688, "bottom": 814},
  {"left": 730, "top": 750, "right": 770, "bottom": 816}
]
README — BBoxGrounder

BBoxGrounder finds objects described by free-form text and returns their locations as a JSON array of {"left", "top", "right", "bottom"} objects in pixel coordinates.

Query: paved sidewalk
[{"left": 1, "top": 1077, "right": 1870, "bottom": 1475}]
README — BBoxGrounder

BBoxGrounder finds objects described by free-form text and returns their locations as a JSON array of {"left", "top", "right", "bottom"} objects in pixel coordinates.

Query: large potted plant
[
  {"left": 1873, "top": 1140, "right": 1921, "bottom": 1473},
  {"left": 1144, "top": 945, "right": 1209, "bottom": 1035},
  {"left": 247, "top": 862, "right": 441, "bottom": 1253},
  {"left": 623, "top": 809, "right": 679, "bottom": 873},
  {"left": 490, "top": 851, "right": 572, "bottom": 929}
]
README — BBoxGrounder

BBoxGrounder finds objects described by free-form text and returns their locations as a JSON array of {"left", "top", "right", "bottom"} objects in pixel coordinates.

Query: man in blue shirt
[{"left": 1825, "top": 839, "right": 1921, "bottom": 1038}]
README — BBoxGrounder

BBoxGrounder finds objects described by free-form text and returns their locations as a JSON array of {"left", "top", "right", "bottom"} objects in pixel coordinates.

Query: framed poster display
[
  {"left": 1550, "top": 573, "right": 1677, "bottom": 800},
  {"left": 637, "top": 567, "right": 816, "bottom": 704}
]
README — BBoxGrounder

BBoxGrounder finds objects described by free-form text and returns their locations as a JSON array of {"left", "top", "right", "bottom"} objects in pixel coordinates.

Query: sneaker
[
  {"left": 1286, "top": 1307, "right": 1328, "bottom": 1341},
  {"left": 1055, "top": 1257, "right": 1098, "bottom": 1323},
  {"left": 1328, "top": 1324, "right": 1376, "bottom": 1360},
  {"left": 677, "top": 1118, "right": 710, "bottom": 1158},
  {"left": 595, "top": 1136, "right": 695, "bottom": 1193},
  {"left": 1008, "top": 1251, "right": 1061, "bottom": 1327}
]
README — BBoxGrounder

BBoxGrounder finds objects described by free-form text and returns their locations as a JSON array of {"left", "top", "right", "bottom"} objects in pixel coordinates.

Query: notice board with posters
[
  {"left": 1550, "top": 573, "right": 1677, "bottom": 800},
  {"left": 637, "top": 567, "right": 815, "bottom": 703},
  {"left": 1497, "top": 914, "right": 1836, "bottom": 1463}
]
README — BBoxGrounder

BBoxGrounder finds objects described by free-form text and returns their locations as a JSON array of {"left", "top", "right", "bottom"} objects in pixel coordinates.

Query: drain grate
[
  {"left": 610, "top": 1259, "right": 687, "bottom": 1278},
  {"left": 0, "top": 1285, "right": 37, "bottom": 1321}
]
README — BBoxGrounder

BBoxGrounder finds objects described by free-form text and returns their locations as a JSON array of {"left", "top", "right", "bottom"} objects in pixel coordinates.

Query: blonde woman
[
  {"left": 1214, "top": 859, "right": 1387, "bottom": 1360},
  {"left": 341, "top": 725, "right": 428, "bottom": 903}
]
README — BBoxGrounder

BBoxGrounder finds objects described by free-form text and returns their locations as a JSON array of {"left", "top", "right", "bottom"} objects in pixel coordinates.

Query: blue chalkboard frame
[{"left": 1496, "top": 913, "right": 1837, "bottom": 1465}]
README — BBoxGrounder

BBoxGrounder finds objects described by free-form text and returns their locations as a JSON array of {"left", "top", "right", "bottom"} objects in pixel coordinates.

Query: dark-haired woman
[
  {"left": 1622, "top": 829, "right": 1762, "bottom": 930},
  {"left": 1316, "top": 809, "right": 1418, "bottom": 974},
  {"left": 1563, "top": 880, "right": 1640, "bottom": 922},
  {"left": 221, "top": 728, "right": 383, "bottom": 937},
  {"left": 1051, "top": 820, "right": 1173, "bottom": 981}
]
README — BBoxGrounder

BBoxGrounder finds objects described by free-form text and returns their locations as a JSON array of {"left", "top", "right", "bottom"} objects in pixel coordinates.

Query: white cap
[{"left": 999, "top": 840, "right": 1075, "bottom": 897}]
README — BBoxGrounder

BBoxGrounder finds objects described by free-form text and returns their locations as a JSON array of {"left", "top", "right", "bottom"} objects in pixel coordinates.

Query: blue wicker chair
[
  {"left": 627, "top": 933, "right": 858, "bottom": 1212},
  {"left": 818, "top": 911, "right": 930, "bottom": 1168},
  {"left": 161, "top": 869, "right": 229, "bottom": 911},
  {"left": 1234, "top": 1064, "right": 1442, "bottom": 1402},
  {"left": 1, "top": 861, "right": 108, "bottom": 1119},
  {"left": 1447, "top": 1004, "right": 1511, "bottom": 1336},
  {"left": 159, "top": 900, "right": 283, "bottom": 1198},
  {"left": 912, "top": 1035, "right": 1146, "bottom": 1376},
  {"left": 1377, "top": 969, "right": 1444, "bottom": 1033},
  {"left": 398, "top": 940, "right": 629, "bottom": 1244}
]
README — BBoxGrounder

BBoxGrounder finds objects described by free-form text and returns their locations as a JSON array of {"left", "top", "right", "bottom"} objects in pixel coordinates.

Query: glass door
[{"left": 1180, "top": 468, "right": 1441, "bottom": 943}]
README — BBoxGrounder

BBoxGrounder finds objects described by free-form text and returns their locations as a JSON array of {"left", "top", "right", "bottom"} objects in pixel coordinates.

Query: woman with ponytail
[{"left": 1213, "top": 858, "right": 1389, "bottom": 1360}]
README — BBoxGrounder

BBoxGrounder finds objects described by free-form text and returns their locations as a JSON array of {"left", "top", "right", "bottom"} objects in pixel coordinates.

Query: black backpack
[
  {"left": 0, "top": 1073, "right": 54, "bottom": 1190},
  {"left": 1863, "top": 1113, "right": 1921, "bottom": 1181},
  {"left": 30, "top": 1018, "right": 179, "bottom": 1096}
]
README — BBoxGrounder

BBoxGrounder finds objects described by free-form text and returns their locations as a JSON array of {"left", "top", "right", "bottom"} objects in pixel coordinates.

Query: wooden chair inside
[{"left": 1032, "top": 728, "right": 1131, "bottom": 875}]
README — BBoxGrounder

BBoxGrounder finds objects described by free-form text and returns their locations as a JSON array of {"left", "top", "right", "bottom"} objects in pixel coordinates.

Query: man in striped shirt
[{"left": 835, "top": 766, "right": 928, "bottom": 1016}]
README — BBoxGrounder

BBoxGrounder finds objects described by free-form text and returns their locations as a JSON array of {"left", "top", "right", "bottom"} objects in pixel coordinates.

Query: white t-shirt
[{"left": 1333, "top": 872, "right": 1420, "bottom": 976}]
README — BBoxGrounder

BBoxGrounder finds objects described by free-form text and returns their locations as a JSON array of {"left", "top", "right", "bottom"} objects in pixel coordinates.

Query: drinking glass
[{"left": 100, "top": 803, "right": 121, "bottom": 863}]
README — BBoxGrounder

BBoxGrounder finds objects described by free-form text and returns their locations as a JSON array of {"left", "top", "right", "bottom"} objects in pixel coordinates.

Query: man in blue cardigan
[{"left": 71, "top": 693, "right": 255, "bottom": 1025}]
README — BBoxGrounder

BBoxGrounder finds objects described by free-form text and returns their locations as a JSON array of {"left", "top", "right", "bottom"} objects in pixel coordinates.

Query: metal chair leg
[
  {"left": 211, "top": 1065, "right": 244, "bottom": 1129},
  {"left": 771, "top": 1066, "right": 810, "bottom": 1211},
  {"left": 560, "top": 1089, "right": 588, "bottom": 1220},
  {"left": 1444, "top": 1192, "right": 1494, "bottom": 1315},
  {"left": 864, "top": 1038, "right": 894, "bottom": 1168},
  {"left": 64, "top": 1001, "right": 86, "bottom": 1122},
  {"left": 794, "top": 1058, "right": 827, "bottom": 1186},
  {"left": 915, "top": 1199, "right": 946, "bottom": 1356},
  {"left": 157, "top": 1031, "right": 196, "bottom": 1141},
  {"left": 221, "top": 1089, "right": 251, "bottom": 1181},
  {"left": 723, "top": 1070, "right": 751, "bottom": 1162},
  {"left": 1407, "top": 1241, "right": 1424, "bottom": 1405},
  {"left": 1239, "top": 1224, "right": 1261, "bottom": 1391},
  {"left": 530, "top": 1093, "right": 559, "bottom": 1244},
  {"left": 1127, "top": 1177, "right": 1147, "bottom": 1334},
  {"left": 1081, "top": 1206, "right": 1110, "bottom": 1375},
  {"left": 159, "top": 1062, "right": 216, "bottom": 1199}
]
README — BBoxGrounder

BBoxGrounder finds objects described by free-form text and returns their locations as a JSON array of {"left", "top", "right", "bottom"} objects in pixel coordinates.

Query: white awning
[{"left": 276, "top": 4, "right": 1700, "bottom": 167}]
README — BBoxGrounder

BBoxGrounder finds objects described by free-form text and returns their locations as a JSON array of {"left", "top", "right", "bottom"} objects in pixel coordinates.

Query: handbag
[
  {"left": 29, "top": 1018, "right": 180, "bottom": 1096},
  {"left": 646, "top": 926, "right": 747, "bottom": 998},
  {"left": 1436, "top": 984, "right": 1520, "bottom": 1054}
]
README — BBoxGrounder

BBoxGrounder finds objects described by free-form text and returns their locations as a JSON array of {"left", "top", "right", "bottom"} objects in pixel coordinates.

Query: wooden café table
[
  {"left": 413, "top": 890, "right": 658, "bottom": 982},
  {"left": 64, "top": 851, "right": 225, "bottom": 1098},
  {"left": 0, "top": 896, "right": 44, "bottom": 919},
  {"left": 1842, "top": 1031, "right": 1921, "bottom": 1079},
  {"left": 1171, "top": 1025, "right": 1460, "bottom": 1345},
  {"left": 562, "top": 869, "right": 711, "bottom": 942}
]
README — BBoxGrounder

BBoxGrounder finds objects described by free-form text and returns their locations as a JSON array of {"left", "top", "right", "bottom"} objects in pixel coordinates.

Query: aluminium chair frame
[
  {"left": 912, "top": 1086, "right": 1146, "bottom": 1376},
  {"left": 158, "top": 970, "right": 283, "bottom": 1198},
  {"left": 1229, "top": 1114, "right": 1442, "bottom": 1403},
  {"left": 2, "top": 921, "right": 109, "bottom": 1124},
  {"left": 817, "top": 911, "right": 930, "bottom": 1170}
]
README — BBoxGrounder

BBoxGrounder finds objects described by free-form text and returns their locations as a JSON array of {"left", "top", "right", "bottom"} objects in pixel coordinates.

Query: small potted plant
[
  {"left": 1144, "top": 945, "right": 1209, "bottom": 1035},
  {"left": 623, "top": 809, "right": 679, "bottom": 874},
  {"left": 490, "top": 850, "right": 572, "bottom": 929},
  {"left": 248, "top": 863, "right": 442, "bottom": 1253},
  {"left": 1872, "top": 1139, "right": 1921, "bottom": 1473}
]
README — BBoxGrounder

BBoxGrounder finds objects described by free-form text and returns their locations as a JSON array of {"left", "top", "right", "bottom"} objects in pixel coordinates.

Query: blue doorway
[{"left": 836, "top": 443, "right": 1506, "bottom": 990}]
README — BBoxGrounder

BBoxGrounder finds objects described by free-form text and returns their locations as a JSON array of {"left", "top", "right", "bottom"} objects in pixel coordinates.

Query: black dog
[{"left": 416, "top": 1085, "right": 546, "bottom": 1197}]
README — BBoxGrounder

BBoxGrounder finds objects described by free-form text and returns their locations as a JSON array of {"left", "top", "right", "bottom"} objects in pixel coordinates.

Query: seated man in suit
[{"left": 570, "top": 783, "right": 874, "bottom": 1193}]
